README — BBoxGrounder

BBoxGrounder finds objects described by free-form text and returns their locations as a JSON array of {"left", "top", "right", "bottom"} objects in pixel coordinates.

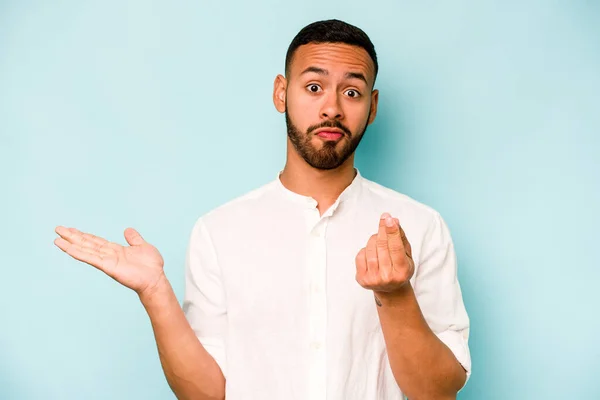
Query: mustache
[{"left": 306, "top": 120, "right": 352, "bottom": 137}]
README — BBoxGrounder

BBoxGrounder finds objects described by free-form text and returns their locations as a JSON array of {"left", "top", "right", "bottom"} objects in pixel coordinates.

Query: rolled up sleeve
[
  {"left": 182, "top": 217, "right": 228, "bottom": 378},
  {"left": 413, "top": 212, "right": 472, "bottom": 387}
]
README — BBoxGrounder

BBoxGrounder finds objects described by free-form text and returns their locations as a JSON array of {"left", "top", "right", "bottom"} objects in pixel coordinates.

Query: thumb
[{"left": 124, "top": 227, "right": 146, "bottom": 246}]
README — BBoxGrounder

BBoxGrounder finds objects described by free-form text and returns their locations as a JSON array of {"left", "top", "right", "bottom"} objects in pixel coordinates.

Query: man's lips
[{"left": 314, "top": 128, "right": 345, "bottom": 140}]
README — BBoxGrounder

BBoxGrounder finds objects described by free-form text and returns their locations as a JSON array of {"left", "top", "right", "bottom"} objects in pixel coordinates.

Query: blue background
[{"left": 1, "top": 1, "right": 599, "bottom": 399}]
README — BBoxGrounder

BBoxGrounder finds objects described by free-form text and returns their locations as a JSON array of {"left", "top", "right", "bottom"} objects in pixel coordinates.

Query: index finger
[
  {"left": 382, "top": 214, "right": 406, "bottom": 265},
  {"left": 55, "top": 226, "right": 114, "bottom": 251}
]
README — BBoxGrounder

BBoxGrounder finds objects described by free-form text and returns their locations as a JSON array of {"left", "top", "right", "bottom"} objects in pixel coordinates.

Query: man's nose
[{"left": 320, "top": 93, "right": 344, "bottom": 120}]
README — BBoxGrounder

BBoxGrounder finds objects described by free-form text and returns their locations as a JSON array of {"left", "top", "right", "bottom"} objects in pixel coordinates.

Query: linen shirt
[{"left": 182, "top": 169, "right": 471, "bottom": 400}]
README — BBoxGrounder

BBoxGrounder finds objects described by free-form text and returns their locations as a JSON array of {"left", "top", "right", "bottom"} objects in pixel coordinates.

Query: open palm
[{"left": 54, "top": 226, "right": 165, "bottom": 295}]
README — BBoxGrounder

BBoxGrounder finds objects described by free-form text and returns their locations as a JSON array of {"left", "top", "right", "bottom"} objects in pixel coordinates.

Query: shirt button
[{"left": 310, "top": 341, "right": 322, "bottom": 350}]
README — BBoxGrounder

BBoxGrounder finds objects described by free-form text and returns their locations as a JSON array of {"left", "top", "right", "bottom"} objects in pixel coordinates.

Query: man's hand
[
  {"left": 54, "top": 226, "right": 166, "bottom": 298},
  {"left": 355, "top": 213, "right": 415, "bottom": 301}
]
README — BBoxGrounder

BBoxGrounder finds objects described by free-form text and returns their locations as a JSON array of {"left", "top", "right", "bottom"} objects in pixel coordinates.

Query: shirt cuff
[{"left": 435, "top": 329, "right": 471, "bottom": 390}]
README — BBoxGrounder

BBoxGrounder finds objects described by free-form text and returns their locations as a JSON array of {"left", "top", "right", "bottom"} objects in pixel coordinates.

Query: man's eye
[
  {"left": 344, "top": 89, "right": 360, "bottom": 98},
  {"left": 307, "top": 84, "right": 322, "bottom": 93}
]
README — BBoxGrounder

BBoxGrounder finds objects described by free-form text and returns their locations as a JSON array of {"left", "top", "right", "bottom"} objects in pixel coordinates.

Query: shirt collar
[{"left": 274, "top": 168, "right": 363, "bottom": 209}]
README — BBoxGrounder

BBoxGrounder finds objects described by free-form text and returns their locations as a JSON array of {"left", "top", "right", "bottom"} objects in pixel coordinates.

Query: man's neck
[{"left": 279, "top": 149, "right": 357, "bottom": 215}]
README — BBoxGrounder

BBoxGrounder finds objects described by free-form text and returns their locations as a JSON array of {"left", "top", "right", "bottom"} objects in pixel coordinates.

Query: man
[{"left": 54, "top": 19, "right": 470, "bottom": 400}]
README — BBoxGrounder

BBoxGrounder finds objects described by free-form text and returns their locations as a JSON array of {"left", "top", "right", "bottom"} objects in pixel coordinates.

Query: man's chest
[{"left": 216, "top": 221, "right": 381, "bottom": 336}]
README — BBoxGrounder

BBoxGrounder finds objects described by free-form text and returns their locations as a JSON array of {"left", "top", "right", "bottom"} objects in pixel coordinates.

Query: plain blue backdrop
[{"left": 1, "top": 1, "right": 599, "bottom": 399}]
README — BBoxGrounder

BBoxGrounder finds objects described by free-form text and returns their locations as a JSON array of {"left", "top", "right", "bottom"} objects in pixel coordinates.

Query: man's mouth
[{"left": 314, "top": 128, "right": 345, "bottom": 141}]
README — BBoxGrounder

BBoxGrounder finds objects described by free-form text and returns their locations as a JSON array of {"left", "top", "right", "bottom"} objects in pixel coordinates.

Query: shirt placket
[{"left": 305, "top": 205, "right": 328, "bottom": 400}]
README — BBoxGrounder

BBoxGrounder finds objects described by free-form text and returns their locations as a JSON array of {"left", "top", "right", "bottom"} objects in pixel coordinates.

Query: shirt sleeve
[
  {"left": 413, "top": 212, "right": 471, "bottom": 388},
  {"left": 182, "top": 217, "right": 228, "bottom": 377}
]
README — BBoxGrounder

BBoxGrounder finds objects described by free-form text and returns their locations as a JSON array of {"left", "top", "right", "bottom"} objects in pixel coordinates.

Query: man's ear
[
  {"left": 368, "top": 89, "right": 379, "bottom": 125},
  {"left": 273, "top": 74, "right": 287, "bottom": 113}
]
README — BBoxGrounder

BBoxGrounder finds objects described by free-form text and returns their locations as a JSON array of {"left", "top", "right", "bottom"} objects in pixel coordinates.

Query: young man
[{"left": 55, "top": 19, "right": 470, "bottom": 400}]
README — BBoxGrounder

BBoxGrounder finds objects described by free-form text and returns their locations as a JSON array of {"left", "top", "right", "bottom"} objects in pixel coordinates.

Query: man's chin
[
  {"left": 310, "top": 135, "right": 347, "bottom": 149},
  {"left": 305, "top": 151, "right": 347, "bottom": 170}
]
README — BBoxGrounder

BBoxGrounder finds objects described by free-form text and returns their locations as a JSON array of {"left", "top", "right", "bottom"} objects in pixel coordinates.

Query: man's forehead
[{"left": 290, "top": 43, "right": 375, "bottom": 81}]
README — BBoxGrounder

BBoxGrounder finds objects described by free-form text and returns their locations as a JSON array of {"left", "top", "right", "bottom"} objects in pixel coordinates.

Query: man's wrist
[
  {"left": 138, "top": 273, "right": 173, "bottom": 308},
  {"left": 373, "top": 281, "right": 414, "bottom": 307}
]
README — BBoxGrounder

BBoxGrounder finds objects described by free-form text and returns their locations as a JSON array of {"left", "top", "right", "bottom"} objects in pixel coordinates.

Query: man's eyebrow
[
  {"left": 300, "top": 66, "right": 328, "bottom": 76},
  {"left": 345, "top": 72, "right": 368, "bottom": 85},
  {"left": 300, "top": 67, "right": 369, "bottom": 85}
]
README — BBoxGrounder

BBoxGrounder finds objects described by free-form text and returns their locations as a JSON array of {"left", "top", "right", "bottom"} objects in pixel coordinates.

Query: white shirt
[{"left": 183, "top": 169, "right": 471, "bottom": 400}]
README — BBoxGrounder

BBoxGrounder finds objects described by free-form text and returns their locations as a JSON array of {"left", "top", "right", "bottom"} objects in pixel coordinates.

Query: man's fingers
[
  {"left": 54, "top": 237, "right": 108, "bottom": 271},
  {"left": 377, "top": 214, "right": 392, "bottom": 273},
  {"left": 55, "top": 226, "right": 115, "bottom": 252},
  {"left": 382, "top": 214, "right": 405, "bottom": 267},
  {"left": 365, "top": 234, "right": 379, "bottom": 274},
  {"left": 124, "top": 227, "right": 145, "bottom": 246},
  {"left": 377, "top": 215, "right": 388, "bottom": 239},
  {"left": 55, "top": 226, "right": 80, "bottom": 244},
  {"left": 396, "top": 218, "right": 413, "bottom": 259},
  {"left": 355, "top": 247, "right": 367, "bottom": 275}
]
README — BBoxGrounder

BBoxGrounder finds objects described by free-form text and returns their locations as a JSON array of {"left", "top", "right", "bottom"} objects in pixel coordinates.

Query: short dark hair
[{"left": 285, "top": 19, "right": 378, "bottom": 83}]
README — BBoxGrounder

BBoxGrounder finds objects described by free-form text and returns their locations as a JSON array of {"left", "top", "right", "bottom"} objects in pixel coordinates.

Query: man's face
[{"left": 275, "top": 43, "right": 379, "bottom": 170}]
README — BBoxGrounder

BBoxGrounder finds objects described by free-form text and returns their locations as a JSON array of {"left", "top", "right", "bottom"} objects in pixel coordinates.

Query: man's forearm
[
  {"left": 140, "top": 275, "right": 225, "bottom": 400},
  {"left": 375, "top": 283, "right": 466, "bottom": 400}
]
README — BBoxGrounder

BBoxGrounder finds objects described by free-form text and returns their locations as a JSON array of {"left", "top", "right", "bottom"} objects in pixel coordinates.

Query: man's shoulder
[
  {"left": 193, "top": 178, "right": 279, "bottom": 229},
  {"left": 360, "top": 176, "right": 441, "bottom": 220}
]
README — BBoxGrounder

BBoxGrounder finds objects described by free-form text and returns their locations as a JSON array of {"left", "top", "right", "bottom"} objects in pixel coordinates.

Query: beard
[{"left": 285, "top": 108, "right": 371, "bottom": 170}]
